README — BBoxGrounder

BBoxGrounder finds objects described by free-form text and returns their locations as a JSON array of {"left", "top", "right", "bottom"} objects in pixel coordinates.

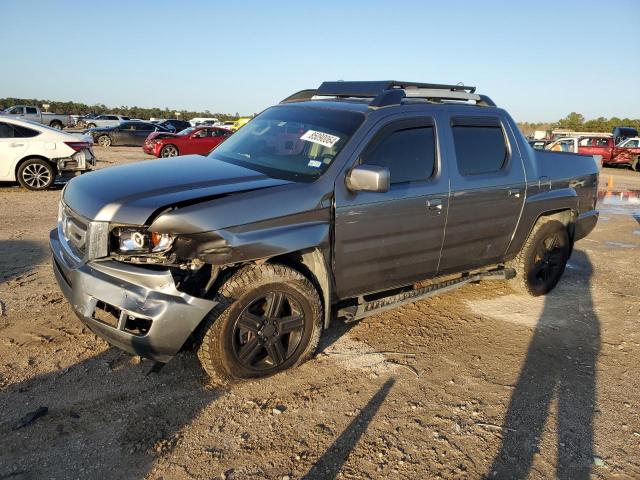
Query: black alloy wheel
[{"left": 232, "top": 290, "right": 306, "bottom": 371}]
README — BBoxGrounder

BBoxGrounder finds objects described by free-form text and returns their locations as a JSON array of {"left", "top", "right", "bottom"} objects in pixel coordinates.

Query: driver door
[{"left": 334, "top": 116, "right": 449, "bottom": 298}]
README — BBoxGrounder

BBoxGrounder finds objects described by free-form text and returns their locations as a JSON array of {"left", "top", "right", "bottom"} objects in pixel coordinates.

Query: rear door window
[
  {"left": 451, "top": 117, "right": 507, "bottom": 175},
  {"left": 11, "top": 125, "right": 39, "bottom": 138},
  {"left": 26, "top": 107, "right": 38, "bottom": 114},
  {"left": 0, "top": 122, "right": 14, "bottom": 138},
  {"left": 595, "top": 138, "right": 609, "bottom": 147},
  {"left": 364, "top": 126, "right": 436, "bottom": 184}
]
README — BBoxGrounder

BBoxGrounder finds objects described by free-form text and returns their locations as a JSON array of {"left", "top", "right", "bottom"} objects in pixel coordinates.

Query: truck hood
[{"left": 63, "top": 155, "right": 292, "bottom": 224}]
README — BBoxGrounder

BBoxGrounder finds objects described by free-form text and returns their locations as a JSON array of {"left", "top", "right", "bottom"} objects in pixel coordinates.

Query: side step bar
[{"left": 337, "top": 268, "right": 515, "bottom": 322}]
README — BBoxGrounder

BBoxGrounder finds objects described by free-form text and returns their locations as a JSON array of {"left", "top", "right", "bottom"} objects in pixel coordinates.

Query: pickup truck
[
  {"left": 50, "top": 80, "right": 599, "bottom": 382},
  {"left": 2, "top": 105, "right": 72, "bottom": 130},
  {"left": 547, "top": 135, "right": 640, "bottom": 170}
]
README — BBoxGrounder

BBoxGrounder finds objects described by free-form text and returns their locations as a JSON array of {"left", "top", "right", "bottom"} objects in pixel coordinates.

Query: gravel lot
[{"left": 0, "top": 147, "right": 639, "bottom": 479}]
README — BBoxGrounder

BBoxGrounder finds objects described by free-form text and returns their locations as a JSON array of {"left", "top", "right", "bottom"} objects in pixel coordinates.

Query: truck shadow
[
  {"left": 488, "top": 249, "right": 600, "bottom": 479},
  {"left": 0, "top": 349, "right": 221, "bottom": 479},
  {"left": 0, "top": 240, "right": 48, "bottom": 285},
  {"left": 303, "top": 377, "right": 396, "bottom": 480}
]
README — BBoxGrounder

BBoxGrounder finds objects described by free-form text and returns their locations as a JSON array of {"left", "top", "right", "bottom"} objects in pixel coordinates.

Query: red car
[
  {"left": 576, "top": 136, "right": 640, "bottom": 169},
  {"left": 143, "top": 126, "right": 232, "bottom": 158}
]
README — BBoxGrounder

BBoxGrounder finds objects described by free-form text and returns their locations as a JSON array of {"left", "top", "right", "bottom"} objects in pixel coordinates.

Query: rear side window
[
  {"left": 364, "top": 127, "right": 436, "bottom": 184},
  {"left": 452, "top": 118, "right": 507, "bottom": 175},
  {"left": 0, "top": 122, "right": 14, "bottom": 138},
  {"left": 12, "top": 125, "right": 39, "bottom": 138}
]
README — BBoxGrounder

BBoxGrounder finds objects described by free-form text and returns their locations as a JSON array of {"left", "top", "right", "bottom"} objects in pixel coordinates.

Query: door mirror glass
[{"left": 346, "top": 164, "right": 390, "bottom": 193}]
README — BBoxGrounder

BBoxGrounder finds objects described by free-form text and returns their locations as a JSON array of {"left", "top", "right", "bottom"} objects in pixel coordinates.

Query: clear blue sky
[{"left": 2, "top": 0, "right": 638, "bottom": 122}]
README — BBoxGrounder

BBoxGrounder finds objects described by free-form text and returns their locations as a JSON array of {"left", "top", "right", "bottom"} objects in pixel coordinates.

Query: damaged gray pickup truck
[{"left": 50, "top": 81, "right": 599, "bottom": 381}]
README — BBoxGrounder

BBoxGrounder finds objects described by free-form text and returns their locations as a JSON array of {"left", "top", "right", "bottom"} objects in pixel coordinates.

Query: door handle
[
  {"left": 508, "top": 189, "right": 521, "bottom": 198},
  {"left": 426, "top": 199, "right": 443, "bottom": 211},
  {"left": 9, "top": 143, "right": 25, "bottom": 147}
]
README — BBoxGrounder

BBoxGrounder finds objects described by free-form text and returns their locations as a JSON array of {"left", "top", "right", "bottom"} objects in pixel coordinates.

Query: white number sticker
[
  {"left": 300, "top": 130, "right": 340, "bottom": 148},
  {"left": 307, "top": 160, "right": 322, "bottom": 168}
]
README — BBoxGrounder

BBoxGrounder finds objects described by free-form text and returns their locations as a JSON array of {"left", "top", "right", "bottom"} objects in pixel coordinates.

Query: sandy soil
[{"left": 0, "top": 147, "right": 639, "bottom": 479}]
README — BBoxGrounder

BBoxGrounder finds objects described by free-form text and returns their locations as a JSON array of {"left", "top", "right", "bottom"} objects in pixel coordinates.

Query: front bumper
[
  {"left": 574, "top": 209, "right": 599, "bottom": 241},
  {"left": 50, "top": 227, "right": 216, "bottom": 362}
]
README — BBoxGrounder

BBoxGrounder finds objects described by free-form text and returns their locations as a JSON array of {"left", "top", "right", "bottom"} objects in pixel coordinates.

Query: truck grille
[
  {"left": 58, "top": 202, "right": 109, "bottom": 261},
  {"left": 60, "top": 204, "right": 88, "bottom": 257}
]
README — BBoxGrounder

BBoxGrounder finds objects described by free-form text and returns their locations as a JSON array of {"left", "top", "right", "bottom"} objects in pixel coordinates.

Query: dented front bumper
[{"left": 50, "top": 227, "right": 216, "bottom": 362}]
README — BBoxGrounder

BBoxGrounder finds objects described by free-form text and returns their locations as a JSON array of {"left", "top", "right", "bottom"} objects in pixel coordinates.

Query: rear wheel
[
  {"left": 17, "top": 159, "right": 56, "bottom": 190},
  {"left": 509, "top": 219, "right": 570, "bottom": 296},
  {"left": 160, "top": 145, "right": 179, "bottom": 157},
  {"left": 632, "top": 156, "right": 640, "bottom": 172},
  {"left": 198, "top": 264, "right": 322, "bottom": 383},
  {"left": 87, "top": 123, "right": 97, "bottom": 129},
  {"left": 49, "top": 120, "right": 63, "bottom": 130},
  {"left": 97, "top": 135, "right": 112, "bottom": 147}
]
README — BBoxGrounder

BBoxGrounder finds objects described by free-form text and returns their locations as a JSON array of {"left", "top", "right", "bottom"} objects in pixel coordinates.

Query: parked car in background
[
  {"left": 83, "top": 114, "right": 131, "bottom": 129},
  {"left": 1, "top": 105, "right": 72, "bottom": 130},
  {"left": 51, "top": 80, "right": 599, "bottom": 381},
  {"left": 528, "top": 139, "right": 550, "bottom": 150},
  {"left": 87, "top": 121, "right": 172, "bottom": 147},
  {"left": 189, "top": 117, "right": 219, "bottom": 127},
  {"left": 231, "top": 117, "right": 251, "bottom": 131},
  {"left": 0, "top": 117, "right": 94, "bottom": 190},
  {"left": 143, "top": 125, "right": 232, "bottom": 157},
  {"left": 612, "top": 126, "right": 638, "bottom": 145},
  {"left": 159, "top": 119, "right": 191, "bottom": 133},
  {"left": 215, "top": 120, "right": 236, "bottom": 130},
  {"left": 546, "top": 135, "right": 640, "bottom": 170}
]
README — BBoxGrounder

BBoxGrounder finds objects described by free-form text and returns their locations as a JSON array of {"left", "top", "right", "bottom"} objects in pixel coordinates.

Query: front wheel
[
  {"left": 50, "top": 121, "right": 63, "bottom": 130},
  {"left": 17, "top": 159, "right": 56, "bottom": 190},
  {"left": 97, "top": 135, "right": 112, "bottom": 147},
  {"left": 508, "top": 219, "right": 570, "bottom": 296},
  {"left": 87, "top": 123, "right": 97, "bottom": 129},
  {"left": 160, "top": 145, "right": 179, "bottom": 157},
  {"left": 198, "top": 264, "right": 323, "bottom": 383},
  {"left": 632, "top": 156, "right": 640, "bottom": 172}
]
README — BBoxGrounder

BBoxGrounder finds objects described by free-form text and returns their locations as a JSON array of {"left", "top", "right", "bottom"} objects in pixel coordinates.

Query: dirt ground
[{"left": 0, "top": 147, "right": 639, "bottom": 480}]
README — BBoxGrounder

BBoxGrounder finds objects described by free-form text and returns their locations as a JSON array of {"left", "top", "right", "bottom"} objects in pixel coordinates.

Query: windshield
[
  {"left": 178, "top": 127, "right": 196, "bottom": 136},
  {"left": 209, "top": 106, "right": 364, "bottom": 182}
]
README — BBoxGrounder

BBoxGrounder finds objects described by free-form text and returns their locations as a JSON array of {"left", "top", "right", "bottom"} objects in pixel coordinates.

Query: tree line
[
  {"left": 518, "top": 112, "right": 640, "bottom": 137},
  {"left": 0, "top": 97, "right": 240, "bottom": 121}
]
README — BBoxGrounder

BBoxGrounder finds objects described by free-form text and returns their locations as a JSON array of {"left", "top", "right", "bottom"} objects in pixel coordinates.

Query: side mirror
[{"left": 346, "top": 164, "right": 390, "bottom": 193}]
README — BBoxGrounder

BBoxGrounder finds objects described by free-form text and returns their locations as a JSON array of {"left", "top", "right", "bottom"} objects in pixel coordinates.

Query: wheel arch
[
  {"left": 267, "top": 248, "right": 333, "bottom": 329},
  {"left": 508, "top": 206, "right": 578, "bottom": 261},
  {"left": 15, "top": 155, "right": 57, "bottom": 178}
]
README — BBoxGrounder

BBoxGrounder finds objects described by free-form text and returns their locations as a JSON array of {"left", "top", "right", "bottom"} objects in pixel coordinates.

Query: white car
[
  {"left": 82, "top": 114, "right": 130, "bottom": 128},
  {"left": 0, "top": 117, "right": 95, "bottom": 190},
  {"left": 189, "top": 117, "right": 219, "bottom": 127},
  {"left": 617, "top": 137, "right": 640, "bottom": 148}
]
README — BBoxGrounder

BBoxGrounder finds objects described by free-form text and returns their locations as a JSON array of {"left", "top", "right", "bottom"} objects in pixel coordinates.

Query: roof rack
[{"left": 280, "top": 80, "right": 496, "bottom": 107}]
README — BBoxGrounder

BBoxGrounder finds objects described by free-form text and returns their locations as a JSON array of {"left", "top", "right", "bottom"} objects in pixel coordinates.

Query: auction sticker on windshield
[{"left": 300, "top": 130, "right": 340, "bottom": 148}]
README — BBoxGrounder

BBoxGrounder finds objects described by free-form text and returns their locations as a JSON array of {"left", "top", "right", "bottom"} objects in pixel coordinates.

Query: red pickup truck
[{"left": 574, "top": 136, "right": 640, "bottom": 170}]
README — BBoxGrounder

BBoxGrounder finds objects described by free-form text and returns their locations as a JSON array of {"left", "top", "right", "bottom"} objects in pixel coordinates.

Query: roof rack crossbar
[{"left": 281, "top": 81, "right": 495, "bottom": 107}]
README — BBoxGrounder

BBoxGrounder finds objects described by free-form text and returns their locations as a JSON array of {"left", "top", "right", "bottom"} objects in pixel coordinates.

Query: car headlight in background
[{"left": 113, "top": 227, "right": 174, "bottom": 253}]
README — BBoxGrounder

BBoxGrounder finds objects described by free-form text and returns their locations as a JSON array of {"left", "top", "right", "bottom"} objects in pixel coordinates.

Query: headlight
[{"left": 113, "top": 227, "right": 175, "bottom": 254}]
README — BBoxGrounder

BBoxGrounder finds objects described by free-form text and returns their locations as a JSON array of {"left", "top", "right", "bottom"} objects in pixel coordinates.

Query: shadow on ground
[{"left": 488, "top": 249, "right": 600, "bottom": 479}]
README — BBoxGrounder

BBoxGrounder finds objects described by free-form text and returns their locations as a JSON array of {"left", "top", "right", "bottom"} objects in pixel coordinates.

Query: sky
[{"left": 1, "top": 0, "right": 639, "bottom": 122}]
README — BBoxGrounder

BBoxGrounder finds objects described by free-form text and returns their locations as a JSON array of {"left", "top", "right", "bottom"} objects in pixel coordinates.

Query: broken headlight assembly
[{"left": 112, "top": 227, "right": 175, "bottom": 255}]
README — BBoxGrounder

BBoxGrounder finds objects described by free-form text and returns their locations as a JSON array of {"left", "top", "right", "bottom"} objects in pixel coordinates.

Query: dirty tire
[
  {"left": 97, "top": 135, "right": 111, "bottom": 147},
  {"left": 632, "top": 156, "right": 640, "bottom": 172},
  {"left": 49, "top": 121, "right": 63, "bottom": 130},
  {"left": 17, "top": 158, "right": 55, "bottom": 190},
  {"left": 508, "top": 219, "right": 570, "bottom": 296},
  {"left": 87, "top": 123, "right": 97, "bottom": 129},
  {"left": 197, "top": 264, "right": 323, "bottom": 383}
]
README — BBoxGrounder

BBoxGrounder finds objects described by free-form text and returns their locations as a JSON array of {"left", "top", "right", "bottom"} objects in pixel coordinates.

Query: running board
[{"left": 337, "top": 268, "right": 514, "bottom": 323}]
